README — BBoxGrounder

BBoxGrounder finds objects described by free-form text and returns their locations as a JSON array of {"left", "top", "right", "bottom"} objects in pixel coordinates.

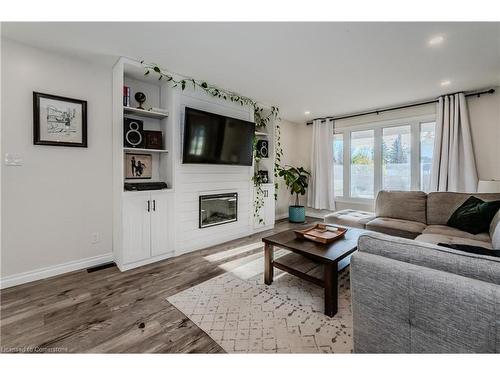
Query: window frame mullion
[
  {"left": 411, "top": 121, "right": 421, "bottom": 190},
  {"left": 373, "top": 127, "right": 382, "bottom": 197},
  {"left": 343, "top": 130, "right": 351, "bottom": 200}
]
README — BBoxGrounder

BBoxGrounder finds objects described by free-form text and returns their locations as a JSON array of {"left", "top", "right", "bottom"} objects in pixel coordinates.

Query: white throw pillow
[{"left": 490, "top": 209, "right": 500, "bottom": 250}]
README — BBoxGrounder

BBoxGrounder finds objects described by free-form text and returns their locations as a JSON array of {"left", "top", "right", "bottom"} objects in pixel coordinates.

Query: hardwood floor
[{"left": 0, "top": 219, "right": 312, "bottom": 353}]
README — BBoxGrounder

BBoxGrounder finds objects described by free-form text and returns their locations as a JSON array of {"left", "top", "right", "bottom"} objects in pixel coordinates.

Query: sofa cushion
[
  {"left": 324, "top": 209, "right": 375, "bottom": 229},
  {"left": 427, "top": 192, "right": 500, "bottom": 225},
  {"left": 365, "top": 217, "right": 426, "bottom": 239},
  {"left": 375, "top": 191, "right": 427, "bottom": 223},
  {"left": 490, "top": 210, "right": 500, "bottom": 250},
  {"left": 415, "top": 233, "right": 493, "bottom": 250},
  {"left": 423, "top": 225, "right": 490, "bottom": 242}
]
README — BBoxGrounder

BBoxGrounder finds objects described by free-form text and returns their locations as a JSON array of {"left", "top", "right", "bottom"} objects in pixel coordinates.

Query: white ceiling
[{"left": 2, "top": 22, "right": 499, "bottom": 123}]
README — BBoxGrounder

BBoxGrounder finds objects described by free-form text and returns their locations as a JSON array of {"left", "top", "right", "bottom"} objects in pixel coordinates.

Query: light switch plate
[{"left": 4, "top": 153, "right": 23, "bottom": 166}]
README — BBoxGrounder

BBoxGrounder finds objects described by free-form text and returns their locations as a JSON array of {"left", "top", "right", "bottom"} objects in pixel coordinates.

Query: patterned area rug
[{"left": 167, "top": 248, "right": 353, "bottom": 353}]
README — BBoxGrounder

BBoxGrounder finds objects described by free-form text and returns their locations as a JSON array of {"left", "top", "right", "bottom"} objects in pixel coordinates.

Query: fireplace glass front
[{"left": 199, "top": 193, "right": 238, "bottom": 228}]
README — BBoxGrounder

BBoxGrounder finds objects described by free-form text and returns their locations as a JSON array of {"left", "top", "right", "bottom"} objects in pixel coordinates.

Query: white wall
[
  {"left": 1, "top": 39, "right": 113, "bottom": 283},
  {"left": 275, "top": 119, "right": 311, "bottom": 219},
  {"left": 467, "top": 88, "right": 500, "bottom": 181}
]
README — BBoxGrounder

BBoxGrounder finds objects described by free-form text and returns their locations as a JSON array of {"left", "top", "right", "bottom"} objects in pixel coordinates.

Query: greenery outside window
[{"left": 333, "top": 115, "right": 436, "bottom": 202}]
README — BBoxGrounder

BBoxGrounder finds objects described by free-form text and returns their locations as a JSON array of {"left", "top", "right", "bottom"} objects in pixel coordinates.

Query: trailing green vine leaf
[
  {"left": 142, "top": 61, "right": 283, "bottom": 224},
  {"left": 143, "top": 61, "right": 257, "bottom": 107},
  {"left": 274, "top": 115, "right": 283, "bottom": 200},
  {"left": 252, "top": 167, "right": 266, "bottom": 225}
]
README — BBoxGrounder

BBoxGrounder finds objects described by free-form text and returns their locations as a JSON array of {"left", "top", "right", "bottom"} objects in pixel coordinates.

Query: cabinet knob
[
  {"left": 153, "top": 199, "right": 156, "bottom": 211},
  {"left": 147, "top": 200, "right": 150, "bottom": 212}
]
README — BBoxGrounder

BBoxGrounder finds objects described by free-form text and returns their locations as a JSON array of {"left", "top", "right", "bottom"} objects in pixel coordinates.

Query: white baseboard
[
  {"left": 252, "top": 224, "right": 275, "bottom": 234},
  {"left": 0, "top": 253, "right": 113, "bottom": 289},
  {"left": 305, "top": 209, "right": 328, "bottom": 219},
  {"left": 276, "top": 210, "right": 327, "bottom": 221},
  {"left": 275, "top": 213, "right": 289, "bottom": 221},
  {"left": 175, "top": 224, "right": 274, "bottom": 258},
  {"left": 116, "top": 251, "right": 175, "bottom": 272}
]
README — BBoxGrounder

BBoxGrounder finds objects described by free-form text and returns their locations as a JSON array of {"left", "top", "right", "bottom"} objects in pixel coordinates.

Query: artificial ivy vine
[
  {"left": 142, "top": 62, "right": 282, "bottom": 224},
  {"left": 274, "top": 120, "right": 283, "bottom": 200},
  {"left": 251, "top": 110, "right": 281, "bottom": 224}
]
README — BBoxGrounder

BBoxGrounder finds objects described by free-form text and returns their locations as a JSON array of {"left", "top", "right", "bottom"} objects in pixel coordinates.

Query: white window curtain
[
  {"left": 430, "top": 93, "right": 478, "bottom": 192},
  {"left": 307, "top": 119, "right": 335, "bottom": 210}
]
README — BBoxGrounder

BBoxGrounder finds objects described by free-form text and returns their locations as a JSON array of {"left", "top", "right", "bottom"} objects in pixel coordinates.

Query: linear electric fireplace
[{"left": 199, "top": 193, "right": 238, "bottom": 228}]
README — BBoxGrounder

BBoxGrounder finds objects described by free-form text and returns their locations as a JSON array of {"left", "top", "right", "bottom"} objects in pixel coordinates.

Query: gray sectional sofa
[
  {"left": 326, "top": 191, "right": 500, "bottom": 249},
  {"left": 325, "top": 190, "right": 500, "bottom": 353},
  {"left": 351, "top": 231, "right": 500, "bottom": 353}
]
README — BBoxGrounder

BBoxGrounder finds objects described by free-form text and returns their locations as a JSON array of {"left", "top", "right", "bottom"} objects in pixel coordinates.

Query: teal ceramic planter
[{"left": 289, "top": 205, "right": 306, "bottom": 223}]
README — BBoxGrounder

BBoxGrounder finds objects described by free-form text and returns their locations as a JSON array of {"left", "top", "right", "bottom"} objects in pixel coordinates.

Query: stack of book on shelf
[{"left": 123, "top": 86, "right": 131, "bottom": 107}]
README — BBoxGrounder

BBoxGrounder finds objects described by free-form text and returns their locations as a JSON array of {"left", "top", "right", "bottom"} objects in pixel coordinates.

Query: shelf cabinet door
[
  {"left": 253, "top": 187, "right": 266, "bottom": 228},
  {"left": 264, "top": 185, "right": 275, "bottom": 226},
  {"left": 122, "top": 194, "right": 151, "bottom": 264},
  {"left": 151, "top": 192, "right": 174, "bottom": 257},
  {"left": 254, "top": 185, "right": 275, "bottom": 229}
]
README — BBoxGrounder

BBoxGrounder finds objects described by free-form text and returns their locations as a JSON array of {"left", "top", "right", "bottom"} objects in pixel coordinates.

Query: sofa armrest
[
  {"left": 357, "top": 232, "right": 500, "bottom": 285},
  {"left": 351, "top": 251, "right": 500, "bottom": 353}
]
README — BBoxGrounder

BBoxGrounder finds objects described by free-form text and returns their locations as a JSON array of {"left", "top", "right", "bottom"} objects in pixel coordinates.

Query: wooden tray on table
[{"left": 294, "top": 223, "right": 348, "bottom": 244}]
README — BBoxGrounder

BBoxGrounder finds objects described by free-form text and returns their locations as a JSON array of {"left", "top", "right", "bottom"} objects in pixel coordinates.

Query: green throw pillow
[{"left": 447, "top": 196, "right": 500, "bottom": 235}]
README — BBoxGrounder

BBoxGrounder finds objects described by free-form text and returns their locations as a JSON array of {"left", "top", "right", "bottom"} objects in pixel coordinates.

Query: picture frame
[
  {"left": 33, "top": 92, "right": 87, "bottom": 147},
  {"left": 124, "top": 153, "right": 153, "bottom": 179},
  {"left": 144, "top": 130, "right": 163, "bottom": 149},
  {"left": 258, "top": 170, "right": 269, "bottom": 183}
]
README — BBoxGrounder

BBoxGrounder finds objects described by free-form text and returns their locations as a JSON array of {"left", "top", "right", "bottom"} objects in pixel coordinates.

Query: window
[
  {"left": 350, "top": 130, "right": 374, "bottom": 198},
  {"left": 382, "top": 125, "right": 411, "bottom": 190},
  {"left": 333, "top": 134, "right": 344, "bottom": 197},
  {"left": 333, "top": 115, "right": 436, "bottom": 202},
  {"left": 420, "top": 122, "right": 436, "bottom": 192}
]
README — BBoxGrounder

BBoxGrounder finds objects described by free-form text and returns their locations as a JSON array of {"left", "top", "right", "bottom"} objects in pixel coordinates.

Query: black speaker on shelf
[
  {"left": 256, "top": 139, "right": 269, "bottom": 158},
  {"left": 124, "top": 118, "right": 144, "bottom": 148}
]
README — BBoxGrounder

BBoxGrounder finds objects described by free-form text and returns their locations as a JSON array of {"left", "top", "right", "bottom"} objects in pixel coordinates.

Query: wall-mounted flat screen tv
[{"left": 182, "top": 107, "right": 255, "bottom": 166}]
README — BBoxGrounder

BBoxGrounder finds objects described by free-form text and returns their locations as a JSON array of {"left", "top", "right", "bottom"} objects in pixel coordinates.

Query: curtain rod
[{"left": 306, "top": 88, "right": 495, "bottom": 125}]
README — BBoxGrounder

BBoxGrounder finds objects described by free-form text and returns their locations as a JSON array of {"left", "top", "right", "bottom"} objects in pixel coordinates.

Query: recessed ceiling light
[
  {"left": 304, "top": 111, "right": 311, "bottom": 115},
  {"left": 440, "top": 80, "right": 451, "bottom": 86},
  {"left": 428, "top": 35, "right": 445, "bottom": 46}
]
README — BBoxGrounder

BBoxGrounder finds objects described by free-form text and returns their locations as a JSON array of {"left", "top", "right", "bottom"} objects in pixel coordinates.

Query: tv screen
[{"left": 182, "top": 107, "right": 255, "bottom": 166}]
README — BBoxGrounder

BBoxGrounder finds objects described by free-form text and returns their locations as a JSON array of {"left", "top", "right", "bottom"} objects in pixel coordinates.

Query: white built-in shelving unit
[
  {"left": 112, "top": 57, "right": 276, "bottom": 271},
  {"left": 112, "top": 57, "right": 175, "bottom": 271},
  {"left": 123, "top": 106, "right": 169, "bottom": 119},
  {"left": 253, "top": 120, "right": 276, "bottom": 231},
  {"left": 254, "top": 131, "right": 269, "bottom": 137},
  {"left": 123, "top": 147, "right": 169, "bottom": 154}
]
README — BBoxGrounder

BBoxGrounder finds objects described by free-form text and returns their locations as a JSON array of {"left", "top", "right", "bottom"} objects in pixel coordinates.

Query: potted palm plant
[{"left": 278, "top": 165, "right": 311, "bottom": 223}]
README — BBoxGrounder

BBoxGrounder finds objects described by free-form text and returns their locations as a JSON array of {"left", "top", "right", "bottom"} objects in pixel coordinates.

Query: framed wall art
[{"left": 33, "top": 92, "right": 87, "bottom": 147}]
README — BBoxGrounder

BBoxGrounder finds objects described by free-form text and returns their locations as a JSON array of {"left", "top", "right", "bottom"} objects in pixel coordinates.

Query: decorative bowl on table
[{"left": 294, "top": 223, "right": 347, "bottom": 244}]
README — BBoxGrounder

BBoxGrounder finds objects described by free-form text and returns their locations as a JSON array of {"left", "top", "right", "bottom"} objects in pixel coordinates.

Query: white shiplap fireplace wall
[{"left": 172, "top": 88, "right": 256, "bottom": 255}]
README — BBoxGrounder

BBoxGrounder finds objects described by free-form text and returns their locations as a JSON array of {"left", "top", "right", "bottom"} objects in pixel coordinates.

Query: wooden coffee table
[{"left": 262, "top": 224, "right": 366, "bottom": 317}]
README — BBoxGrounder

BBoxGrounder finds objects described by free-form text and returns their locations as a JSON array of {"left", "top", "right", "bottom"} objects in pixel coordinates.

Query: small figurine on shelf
[{"left": 135, "top": 92, "right": 146, "bottom": 110}]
